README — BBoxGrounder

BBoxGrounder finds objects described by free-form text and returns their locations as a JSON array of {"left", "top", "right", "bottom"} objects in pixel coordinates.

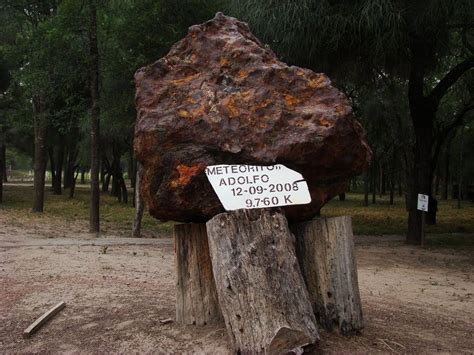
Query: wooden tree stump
[
  {"left": 174, "top": 223, "right": 222, "bottom": 325},
  {"left": 292, "top": 216, "right": 363, "bottom": 335},
  {"left": 206, "top": 209, "right": 319, "bottom": 354}
]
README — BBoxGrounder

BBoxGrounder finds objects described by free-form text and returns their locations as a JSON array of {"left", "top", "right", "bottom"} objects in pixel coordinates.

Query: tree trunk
[
  {"left": 129, "top": 149, "right": 136, "bottom": 189},
  {"left": 101, "top": 156, "right": 111, "bottom": 192},
  {"left": 132, "top": 164, "right": 144, "bottom": 238},
  {"left": 0, "top": 142, "right": 4, "bottom": 203},
  {"left": 371, "top": 163, "right": 376, "bottom": 204},
  {"left": 442, "top": 137, "right": 452, "bottom": 200},
  {"left": 338, "top": 192, "right": 346, "bottom": 201},
  {"left": 110, "top": 146, "right": 128, "bottom": 203},
  {"left": 174, "top": 223, "right": 222, "bottom": 325},
  {"left": 110, "top": 150, "right": 120, "bottom": 197},
  {"left": 380, "top": 165, "right": 385, "bottom": 197},
  {"left": 389, "top": 177, "right": 394, "bottom": 205},
  {"left": 32, "top": 96, "right": 47, "bottom": 213},
  {"left": 457, "top": 126, "right": 465, "bottom": 209},
  {"left": 100, "top": 157, "right": 105, "bottom": 185},
  {"left": 50, "top": 144, "right": 64, "bottom": 195},
  {"left": 292, "top": 216, "right": 363, "bottom": 335},
  {"left": 64, "top": 144, "right": 78, "bottom": 190},
  {"left": 69, "top": 166, "right": 79, "bottom": 198},
  {"left": 88, "top": 0, "right": 100, "bottom": 233},
  {"left": 64, "top": 147, "right": 72, "bottom": 189},
  {"left": 1, "top": 142, "right": 6, "bottom": 183},
  {"left": 407, "top": 117, "right": 434, "bottom": 245},
  {"left": 398, "top": 172, "right": 403, "bottom": 197},
  {"left": 363, "top": 172, "right": 369, "bottom": 206},
  {"left": 351, "top": 178, "right": 357, "bottom": 192},
  {"left": 120, "top": 179, "right": 128, "bottom": 203},
  {"left": 48, "top": 147, "right": 56, "bottom": 189},
  {"left": 80, "top": 168, "right": 86, "bottom": 184},
  {"left": 104, "top": 172, "right": 111, "bottom": 193},
  {"left": 206, "top": 209, "right": 319, "bottom": 354}
]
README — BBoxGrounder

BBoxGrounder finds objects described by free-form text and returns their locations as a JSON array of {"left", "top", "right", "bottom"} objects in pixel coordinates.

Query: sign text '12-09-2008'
[{"left": 205, "top": 164, "right": 312, "bottom": 211}]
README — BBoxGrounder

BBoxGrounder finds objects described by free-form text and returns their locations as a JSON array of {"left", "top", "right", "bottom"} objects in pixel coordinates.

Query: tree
[
  {"left": 88, "top": 0, "right": 100, "bottom": 233},
  {"left": 228, "top": 0, "right": 474, "bottom": 244},
  {"left": 4, "top": 0, "right": 91, "bottom": 210},
  {"left": 0, "top": 56, "right": 12, "bottom": 203}
]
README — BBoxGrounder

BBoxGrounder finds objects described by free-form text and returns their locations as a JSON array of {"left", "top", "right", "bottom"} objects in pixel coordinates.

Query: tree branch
[
  {"left": 462, "top": 28, "right": 474, "bottom": 54},
  {"left": 428, "top": 57, "right": 474, "bottom": 108},
  {"left": 432, "top": 99, "right": 474, "bottom": 171},
  {"left": 447, "top": 23, "right": 474, "bottom": 29}
]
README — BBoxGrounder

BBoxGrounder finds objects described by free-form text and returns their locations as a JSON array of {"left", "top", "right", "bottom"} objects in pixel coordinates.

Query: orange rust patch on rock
[
  {"left": 170, "top": 164, "right": 203, "bottom": 188},
  {"left": 256, "top": 98, "right": 272, "bottom": 109},
  {"left": 219, "top": 57, "right": 231, "bottom": 67},
  {"left": 223, "top": 96, "right": 240, "bottom": 118},
  {"left": 171, "top": 73, "right": 200, "bottom": 85},
  {"left": 177, "top": 109, "right": 191, "bottom": 118},
  {"left": 318, "top": 117, "right": 332, "bottom": 127},
  {"left": 185, "top": 96, "right": 198, "bottom": 104},
  {"left": 335, "top": 104, "right": 348, "bottom": 114},
  {"left": 237, "top": 69, "right": 248, "bottom": 79},
  {"left": 284, "top": 94, "right": 300, "bottom": 107},
  {"left": 308, "top": 76, "right": 327, "bottom": 89},
  {"left": 239, "top": 90, "right": 253, "bottom": 99}
]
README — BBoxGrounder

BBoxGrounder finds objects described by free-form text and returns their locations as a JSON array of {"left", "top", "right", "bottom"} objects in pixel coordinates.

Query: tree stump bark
[
  {"left": 206, "top": 209, "right": 319, "bottom": 354},
  {"left": 174, "top": 223, "right": 222, "bottom": 325},
  {"left": 292, "top": 216, "right": 363, "bottom": 335}
]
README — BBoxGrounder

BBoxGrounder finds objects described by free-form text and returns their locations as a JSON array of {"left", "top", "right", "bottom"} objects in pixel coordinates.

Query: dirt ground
[{"left": 0, "top": 213, "right": 473, "bottom": 354}]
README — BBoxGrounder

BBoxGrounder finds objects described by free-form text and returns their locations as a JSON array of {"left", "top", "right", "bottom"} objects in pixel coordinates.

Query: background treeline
[{"left": 0, "top": 0, "right": 473, "bottom": 244}]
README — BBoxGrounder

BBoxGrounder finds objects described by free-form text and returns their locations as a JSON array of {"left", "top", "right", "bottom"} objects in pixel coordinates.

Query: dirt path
[{"left": 1, "top": 221, "right": 473, "bottom": 353}]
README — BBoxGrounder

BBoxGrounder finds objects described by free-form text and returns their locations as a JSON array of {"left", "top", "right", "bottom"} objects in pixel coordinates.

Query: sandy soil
[{"left": 0, "top": 214, "right": 473, "bottom": 354}]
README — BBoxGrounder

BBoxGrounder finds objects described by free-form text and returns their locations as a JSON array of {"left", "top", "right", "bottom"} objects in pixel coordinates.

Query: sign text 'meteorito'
[{"left": 205, "top": 165, "right": 281, "bottom": 176}]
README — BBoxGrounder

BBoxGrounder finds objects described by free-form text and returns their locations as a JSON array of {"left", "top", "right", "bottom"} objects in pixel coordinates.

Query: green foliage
[
  {"left": 5, "top": 147, "right": 31, "bottom": 170},
  {"left": 226, "top": 0, "right": 473, "bottom": 80}
]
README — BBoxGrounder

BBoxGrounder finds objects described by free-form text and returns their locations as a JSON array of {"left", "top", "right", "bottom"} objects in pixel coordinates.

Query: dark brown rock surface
[{"left": 134, "top": 13, "right": 371, "bottom": 223}]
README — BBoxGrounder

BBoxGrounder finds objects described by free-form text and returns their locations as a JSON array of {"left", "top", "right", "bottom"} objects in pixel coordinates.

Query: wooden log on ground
[
  {"left": 23, "top": 301, "right": 66, "bottom": 338},
  {"left": 206, "top": 209, "right": 319, "bottom": 354},
  {"left": 174, "top": 223, "right": 222, "bottom": 325},
  {"left": 292, "top": 216, "right": 363, "bottom": 335}
]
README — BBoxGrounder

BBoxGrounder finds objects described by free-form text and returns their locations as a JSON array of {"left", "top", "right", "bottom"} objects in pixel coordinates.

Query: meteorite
[{"left": 134, "top": 13, "right": 371, "bottom": 223}]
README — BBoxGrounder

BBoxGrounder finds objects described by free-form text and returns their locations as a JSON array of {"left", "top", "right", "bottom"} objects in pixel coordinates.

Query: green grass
[
  {"left": 425, "top": 234, "right": 474, "bottom": 249},
  {"left": 1, "top": 183, "right": 173, "bottom": 236},
  {"left": 1, "top": 184, "right": 473, "bottom": 237},
  {"left": 320, "top": 193, "right": 474, "bottom": 235}
]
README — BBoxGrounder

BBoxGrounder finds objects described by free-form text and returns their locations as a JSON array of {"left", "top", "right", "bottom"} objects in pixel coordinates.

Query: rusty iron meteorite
[{"left": 134, "top": 13, "right": 372, "bottom": 223}]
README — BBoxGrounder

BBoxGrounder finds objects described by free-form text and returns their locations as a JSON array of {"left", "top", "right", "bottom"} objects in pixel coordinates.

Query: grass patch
[
  {"left": 1, "top": 183, "right": 172, "bottom": 236},
  {"left": 2, "top": 184, "right": 473, "bottom": 237},
  {"left": 320, "top": 193, "right": 474, "bottom": 235},
  {"left": 426, "top": 234, "right": 474, "bottom": 250}
]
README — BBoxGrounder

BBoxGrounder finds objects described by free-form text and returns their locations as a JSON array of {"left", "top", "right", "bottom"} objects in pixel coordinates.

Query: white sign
[
  {"left": 205, "top": 164, "right": 311, "bottom": 211},
  {"left": 417, "top": 194, "right": 429, "bottom": 212}
]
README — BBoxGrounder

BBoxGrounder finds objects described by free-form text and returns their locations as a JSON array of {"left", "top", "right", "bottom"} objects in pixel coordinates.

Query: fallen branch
[{"left": 23, "top": 301, "right": 66, "bottom": 338}]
